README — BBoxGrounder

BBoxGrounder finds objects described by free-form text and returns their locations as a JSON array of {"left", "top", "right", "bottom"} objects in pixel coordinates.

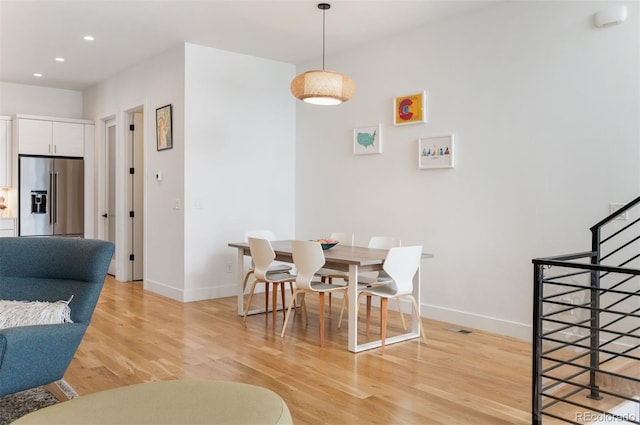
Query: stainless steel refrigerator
[{"left": 19, "top": 155, "right": 84, "bottom": 237}]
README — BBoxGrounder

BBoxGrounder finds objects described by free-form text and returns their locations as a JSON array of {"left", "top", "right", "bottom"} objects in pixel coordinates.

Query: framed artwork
[
  {"left": 156, "top": 104, "right": 173, "bottom": 151},
  {"left": 353, "top": 124, "right": 382, "bottom": 155},
  {"left": 418, "top": 134, "right": 454, "bottom": 169},
  {"left": 393, "top": 91, "right": 427, "bottom": 126}
]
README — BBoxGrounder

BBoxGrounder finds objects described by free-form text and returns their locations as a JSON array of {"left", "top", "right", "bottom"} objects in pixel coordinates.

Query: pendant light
[{"left": 291, "top": 3, "right": 355, "bottom": 105}]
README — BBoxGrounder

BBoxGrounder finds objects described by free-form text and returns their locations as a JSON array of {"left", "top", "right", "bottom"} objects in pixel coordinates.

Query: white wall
[
  {"left": 83, "top": 45, "right": 186, "bottom": 297},
  {"left": 294, "top": 0, "right": 639, "bottom": 340},
  {"left": 182, "top": 43, "right": 296, "bottom": 301},
  {"left": 0, "top": 82, "right": 83, "bottom": 118},
  {"left": 83, "top": 42, "right": 295, "bottom": 302}
]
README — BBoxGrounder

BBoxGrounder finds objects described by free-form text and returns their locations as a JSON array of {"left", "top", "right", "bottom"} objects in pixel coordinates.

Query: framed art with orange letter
[{"left": 393, "top": 91, "right": 427, "bottom": 126}]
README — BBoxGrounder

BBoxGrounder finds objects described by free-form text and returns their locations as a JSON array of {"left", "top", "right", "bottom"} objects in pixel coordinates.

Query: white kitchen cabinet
[
  {"left": 0, "top": 217, "right": 16, "bottom": 237},
  {"left": 53, "top": 121, "right": 84, "bottom": 156},
  {"left": 0, "top": 117, "right": 11, "bottom": 187},
  {"left": 15, "top": 116, "right": 90, "bottom": 157},
  {"left": 16, "top": 118, "right": 52, "bottom": 155}
]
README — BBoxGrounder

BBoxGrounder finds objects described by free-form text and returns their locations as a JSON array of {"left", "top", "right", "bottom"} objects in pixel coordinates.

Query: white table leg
[
  {"left": 411, "top": 261, "right": 421, "bottom": 334},
  {"left": 351, "top": 262, "right": 423, "bottom": 352},
  {"left": 347, "top": 264, "right": 359, "bottom": 352},
  {"left": 236, "top": 248, "right": 245, "bottom": 315}
]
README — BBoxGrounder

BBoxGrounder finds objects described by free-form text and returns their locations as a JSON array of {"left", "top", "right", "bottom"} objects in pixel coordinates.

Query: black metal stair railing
[{"left": 532, "top": 196, "right": 640, "bottom": 424}]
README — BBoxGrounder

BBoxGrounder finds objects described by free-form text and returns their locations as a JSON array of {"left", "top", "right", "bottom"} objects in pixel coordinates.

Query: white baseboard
[
  {"left": 143, "top": 280, "right": 238, "bottom": 302},
  {"left": 423, "top": 303, "right": 532, "bottom": 341},
  {"left": 143, "top": 279, "right": 185, "bottom": 301}
]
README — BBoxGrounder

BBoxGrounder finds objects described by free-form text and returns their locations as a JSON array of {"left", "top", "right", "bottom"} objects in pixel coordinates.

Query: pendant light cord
[{"left": 322, "top": 6, "right": 326, "bottom": 70}]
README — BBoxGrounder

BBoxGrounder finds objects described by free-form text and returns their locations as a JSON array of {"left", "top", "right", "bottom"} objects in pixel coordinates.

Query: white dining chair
[
  {"left": 314, "top": 231, "right": 354, "bottom": 281},
  {"left": 314, "top": 232, "right": 354, "bottom": 310},
  {"left": 280, "top": 240, "right": 347, "bottom": 347},
  {"left": 243, "top": 237, "right": 297, "bottom": 324},
  {"left": 337, "top": 236, "right": 406, "bottom": 334},
  {"left": 358, "top": 245, "right": 427, "bottom": 353},
  {"left": 242, "top": 230, "right": 292, "bottom": 292}
]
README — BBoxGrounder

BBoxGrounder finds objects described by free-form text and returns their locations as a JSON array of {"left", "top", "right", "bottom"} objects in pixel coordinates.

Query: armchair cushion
[{"left": 0, "top": 299, "right": 73, "bottom": 329}]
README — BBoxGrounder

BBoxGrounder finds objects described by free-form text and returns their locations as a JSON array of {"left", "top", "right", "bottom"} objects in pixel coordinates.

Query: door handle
[{"left": 101, "top": 213, "right": 108, "bottom": 218}]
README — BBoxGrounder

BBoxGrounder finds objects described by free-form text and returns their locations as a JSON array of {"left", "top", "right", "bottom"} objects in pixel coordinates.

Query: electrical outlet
[
  {"left": 610, "top": 203, "right": 628, "bottom": 221},
  {"left": 225, "top": 262, "right": 232, "bottom": 273}
]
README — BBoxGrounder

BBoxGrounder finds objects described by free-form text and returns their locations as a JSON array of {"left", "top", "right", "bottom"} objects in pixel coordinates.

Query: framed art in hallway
[
  {"left": 353, "top": 124, "right": 382, "bottom": 155},
  {"left": 393, "top": 91, "right": 427, "bottom": 126},
  {"left": 419, "top": 134, "right": 454, "bottom": 169},
  {"left": 156, "top": 104, "right": 173, "bottom": 151}
]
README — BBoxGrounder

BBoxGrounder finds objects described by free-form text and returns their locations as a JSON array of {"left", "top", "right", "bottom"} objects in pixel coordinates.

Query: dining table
[{"left": 228, "top": 240, "right": 433, "bottom": 353}]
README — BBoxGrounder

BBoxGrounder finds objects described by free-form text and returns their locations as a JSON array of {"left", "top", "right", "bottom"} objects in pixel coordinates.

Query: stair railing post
[
  {"left": 588, "top": 226, "right": 602, "bottom": 400},
  {"left": 532, "top": 262, "right": 544, "bottom": 425}
]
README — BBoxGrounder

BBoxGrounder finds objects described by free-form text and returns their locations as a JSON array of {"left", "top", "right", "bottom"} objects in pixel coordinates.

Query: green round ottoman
[{"left": 14, "top": 380, "right": 292, "bottom": 425}]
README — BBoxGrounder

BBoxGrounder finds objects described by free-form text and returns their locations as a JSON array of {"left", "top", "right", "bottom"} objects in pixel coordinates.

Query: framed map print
[{"left": 353, "top": 124, "right": 382, "bottom": 155}]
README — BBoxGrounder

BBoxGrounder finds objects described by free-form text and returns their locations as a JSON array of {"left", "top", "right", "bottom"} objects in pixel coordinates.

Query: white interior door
[
  {"left": 105, "top": 119, "right": 117, "bottom": 275},
  {"left": 131, "top": 111, "right": 144, "bottom": 280}
]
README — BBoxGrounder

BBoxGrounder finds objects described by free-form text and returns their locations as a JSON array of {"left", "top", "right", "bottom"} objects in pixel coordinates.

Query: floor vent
[{"left": 446, "top": 327, "right": 472, "bottom": 334}]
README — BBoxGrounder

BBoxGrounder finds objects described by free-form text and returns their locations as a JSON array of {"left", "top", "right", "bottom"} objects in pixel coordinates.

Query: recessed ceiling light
[
  {"left": 83, "top": 35, "right": 94, "bottom": 41},
  {"left": 55, "top": 57, "right": 65, "bottom": 62},
  {"left": 33, "top": 73, "right": 43, "bottom": 77}
]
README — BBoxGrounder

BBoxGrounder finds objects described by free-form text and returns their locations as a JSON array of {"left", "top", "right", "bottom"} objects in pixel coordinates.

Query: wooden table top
[{"left": 229, "top": 240, "right": 433, "bottom": 272}]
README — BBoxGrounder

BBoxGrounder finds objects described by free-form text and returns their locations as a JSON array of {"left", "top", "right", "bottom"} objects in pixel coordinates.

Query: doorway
[
  {"left": 130, "top": 111, "right": 144, "bottom": 281},
  {"left": 105, "top": 118, "right": 116, "bottom": 275},
  {"left": 100, "top": 109, "right": 144, "bottom": 282}
]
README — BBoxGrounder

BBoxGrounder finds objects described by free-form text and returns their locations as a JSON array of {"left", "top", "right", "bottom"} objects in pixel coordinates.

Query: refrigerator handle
[
  {"left": 53, "top": 172, "right": 59, "bottom": 225},
  {"left": 49, "top": 172, "right": 54, "bottom": 225}
]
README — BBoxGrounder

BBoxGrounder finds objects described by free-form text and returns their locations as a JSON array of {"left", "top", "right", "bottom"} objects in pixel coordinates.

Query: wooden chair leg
[
  {"left": 301, "top": 293, "right": 308, "bottom": 325},
  {"left": 396, "top": 298, "right": 407, "bottom": 331},
  {"left": 328, "top": 277, "right": 333, "bottom": 313},
  {"left": 243, "top": 279, "right": 261, "bottom": 323},
  {"left": 264, "top": 282, "right": 271, "bottom": 322},
  {"left": 319, "top": 292, "right": 325, "bottom": 347},
  {"left": 272, "top": 284, "right": 279, "bottom": 329},
  {"left": 380, "top": 297, "right": 388, "bottom": 354},
  {"left": 366, "top": 295, "right": 372, "bottom": 336},
  {"left": 288, "top": 282, "right": 297, "bottom": 310},
  {"left": 280, "top": 283, "right": 286, "bottom": 322},
  {"left": 242, "top": 270, "right": 254, "bottom": 292},
  {"left": 280, "top": 291, "right": 298, "bottom": 338},
  {"left": 338, "top": 292, "right": 347, "bottom": 329}
]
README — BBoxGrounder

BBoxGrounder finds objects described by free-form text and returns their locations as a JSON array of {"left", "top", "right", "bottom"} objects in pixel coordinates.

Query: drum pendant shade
[{"left": 291, "top": 70, "right": 355, "bottom": 106}]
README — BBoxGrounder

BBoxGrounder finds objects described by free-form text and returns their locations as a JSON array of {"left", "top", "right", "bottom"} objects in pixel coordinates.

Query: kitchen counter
[{"left": 0, "top": 217, "right": 17, "bottom": 237}]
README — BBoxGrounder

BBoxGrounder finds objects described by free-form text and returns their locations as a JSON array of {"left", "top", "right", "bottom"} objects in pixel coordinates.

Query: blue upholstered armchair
[{"left": 0, "top": 237, "right": 114, "bottom": 397}]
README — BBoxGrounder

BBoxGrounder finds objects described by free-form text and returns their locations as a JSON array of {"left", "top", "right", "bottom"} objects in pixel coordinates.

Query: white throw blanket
[{"left": 0, "top": 298, "right": 73, "bottom": 329}]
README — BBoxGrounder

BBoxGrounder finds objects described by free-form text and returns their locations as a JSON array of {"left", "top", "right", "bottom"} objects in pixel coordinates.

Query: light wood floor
[{"left": 64, "top": 276, "right": 532, "bottom": 424}]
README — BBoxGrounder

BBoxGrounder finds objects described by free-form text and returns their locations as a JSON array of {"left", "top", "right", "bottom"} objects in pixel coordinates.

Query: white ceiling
[{"left": 0, "top": 0, "right": 499, "bottom": 91}]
